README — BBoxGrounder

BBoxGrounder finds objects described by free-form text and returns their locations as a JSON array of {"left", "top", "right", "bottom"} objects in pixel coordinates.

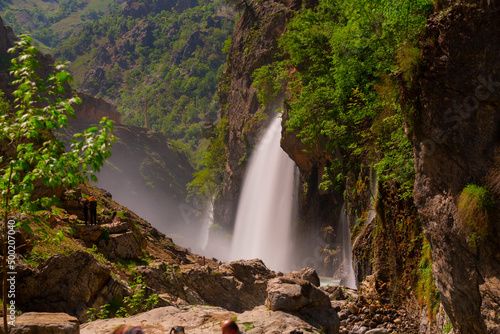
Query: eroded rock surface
[{"left": 414, "top": 2, "right": 500, "bottom": 333}]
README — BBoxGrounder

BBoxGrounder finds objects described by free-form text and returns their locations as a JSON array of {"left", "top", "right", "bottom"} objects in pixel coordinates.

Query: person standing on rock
[
  {"left": 82, "top": 198, "right": 89, "bottom": 225},
  {"left": 221, "top": 320, "right": 242, "bottom": 334},
  {"left": 88, "top": 196, "right": 98, "bottom": 225}
]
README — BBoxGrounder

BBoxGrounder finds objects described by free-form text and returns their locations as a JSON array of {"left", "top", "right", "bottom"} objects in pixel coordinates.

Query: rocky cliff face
[
  {"left": 73, "top": 93, "right": 122, "bottom": 124},
  {"left": 216, "top": 0, "right": 316, "bottom": 230},
  {"left": 414, "top": 1, "right": 500, "bottom": 333}
]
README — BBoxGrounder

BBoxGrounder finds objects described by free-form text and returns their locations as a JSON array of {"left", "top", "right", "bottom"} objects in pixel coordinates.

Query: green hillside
[
  {"left": 55, "top": 0, "right": 236, "bottom": 163},
  {"left": 0, "top": 0, "right": 121, "bottom": 52}
]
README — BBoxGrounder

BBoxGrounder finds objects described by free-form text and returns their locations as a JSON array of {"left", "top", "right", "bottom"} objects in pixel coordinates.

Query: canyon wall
[{"left": 414, "top": 1, "right": 500, "bottom": 332}]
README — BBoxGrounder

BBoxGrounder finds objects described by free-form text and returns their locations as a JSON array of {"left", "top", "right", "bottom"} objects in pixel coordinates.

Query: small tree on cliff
[{"left": 0, "top": 35, "right": 115, "bottom": 333}]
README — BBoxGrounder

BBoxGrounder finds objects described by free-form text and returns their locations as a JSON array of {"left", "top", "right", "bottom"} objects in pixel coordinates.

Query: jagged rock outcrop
[
  {"left": 73, "top": 93, "right": 121, "bottom": 124},
  {"left": 414, "top": 1, "right": 500, "bottom": 333}
]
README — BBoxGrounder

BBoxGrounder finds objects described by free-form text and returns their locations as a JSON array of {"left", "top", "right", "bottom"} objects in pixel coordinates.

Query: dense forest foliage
[
  {"left": 54, "top": 0, "right": 235, "bottom": 162},
  {"left": 253, "top": 0, "right": 433, "bottom": 196},
  {"left": 1, "top": 0, "right": 235, "bottom": 169}
]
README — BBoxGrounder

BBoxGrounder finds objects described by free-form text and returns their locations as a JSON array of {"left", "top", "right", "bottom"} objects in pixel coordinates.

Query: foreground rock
[
  {"left": 16, "top": 250, "right": 130, "bottom": 322},
  {"left": 137, "top": 258, "right": 276, "bottom": 312},
  {"left": 81, "top": 305, "right": 320, "bottom": 334},
  {"left": 0, "top": 313, "right": 79, "bottom": 334},
  {"left": 266, "top": 269, "right": 340, "bottom": 334}
]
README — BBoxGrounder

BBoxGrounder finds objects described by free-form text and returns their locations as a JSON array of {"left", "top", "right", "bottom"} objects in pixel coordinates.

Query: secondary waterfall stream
[
  {"left": 339, "top": 204, "right": 357, "bottom": 289},
  {"left": 230, "top": 115, "right": 297, "bottom": 272}
]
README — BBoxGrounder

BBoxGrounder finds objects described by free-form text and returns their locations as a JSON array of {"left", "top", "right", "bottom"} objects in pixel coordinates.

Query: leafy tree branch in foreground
[{"left": 0, "top": 34, "right": 115, "bottom": 334}]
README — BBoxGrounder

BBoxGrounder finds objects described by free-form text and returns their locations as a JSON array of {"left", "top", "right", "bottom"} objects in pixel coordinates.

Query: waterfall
[
  {"left": 201, "top": 195, "right": 215, "bottom": 250},
  {"left": 230, "top": 115, "right": 297, "bottom": 273},
  {"left": 340, "top": 204, "right": 357, "bottom": 289}
]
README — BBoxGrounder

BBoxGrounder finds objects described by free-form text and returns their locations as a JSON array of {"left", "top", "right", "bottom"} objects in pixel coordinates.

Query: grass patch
[
  {"left": 457, "top": 184, "right": 491, "bottom": 247},
  {"left": 417, "top": 236, "right": 440, "bottom": 320}
]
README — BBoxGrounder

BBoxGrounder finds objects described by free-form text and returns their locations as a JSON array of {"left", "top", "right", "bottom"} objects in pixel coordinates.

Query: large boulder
[
  {"left": 16, "top": 251, "right": 130, "bottom": 322},
  {"left": 266, "top": 268, "right": 340, "bottom": 334},
  {"left": 137, "top": 258, "right": 276, "bottom": 312},
  {"left": 0, "top": 313, "right": 79, "bottom": 334}
]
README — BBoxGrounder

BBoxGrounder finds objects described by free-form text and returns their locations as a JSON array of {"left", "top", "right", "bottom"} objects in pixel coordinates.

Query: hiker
[
  {"left": 169, "top": 327, "right": 185, "bottom": 333},
  {"left": 113, "top": 325, "right": 143, "bottom": 334},
  {"left": 221, "top": 320, "right": 241, "bottom": 334},
  {"left": 89, "top": 196, "right": 98, "bottom": 225},
  {"left": 82, "top": 198, "right": 89, "bottom": 225}
]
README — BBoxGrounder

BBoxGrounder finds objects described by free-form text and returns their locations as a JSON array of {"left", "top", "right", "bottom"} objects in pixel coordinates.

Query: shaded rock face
[
  {"left": 15, "top": 250, "right": 130, "bottom": 322},
  {"left": 73, "top": 93, "right": 121, "bottom": 124},
  {"left": 216, "top": 0, "right": 316, "bottom": 230},
  {"left": 414, "top": 2, "right": 500, "bottom": 333}
]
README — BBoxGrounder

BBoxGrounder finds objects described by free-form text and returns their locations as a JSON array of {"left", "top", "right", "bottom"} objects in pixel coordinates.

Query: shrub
[{"left": 457, "top": 184, "right": 491, "bottom": 247}]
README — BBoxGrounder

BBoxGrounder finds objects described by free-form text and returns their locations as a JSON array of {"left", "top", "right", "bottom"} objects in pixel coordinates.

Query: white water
[
  {"left": 201, "top": 195, "right": 215, "bottom": 250},
  {"left": 230, "top": 116, "right": 297, "bottom": 272},
  {"left": 340, "top": 204, "right": 357, "bottom": 289}
]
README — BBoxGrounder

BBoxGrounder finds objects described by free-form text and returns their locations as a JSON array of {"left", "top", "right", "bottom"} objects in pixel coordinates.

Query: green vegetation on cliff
[{"left": 256, "top": 0, "right": 433, "bottom": 194}]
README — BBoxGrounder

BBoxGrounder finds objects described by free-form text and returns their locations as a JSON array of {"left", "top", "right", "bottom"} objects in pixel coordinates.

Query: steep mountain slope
[
  {"left": 56, "top": 0, "right": 236, "bottom": 152},
  {"left": 0, "top": 0, "right": 122, "bottom": 51}
]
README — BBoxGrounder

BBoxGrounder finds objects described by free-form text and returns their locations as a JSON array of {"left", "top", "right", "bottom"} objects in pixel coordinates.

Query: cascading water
[
  {"left": 230, "top": 115, "right": 297, "bottom": 272},
  {"left": 201, "top": 195, "right": 215, "bottom": 250},
  {"left": 339, "top": 204, "right": 357, "bottom": 289}
]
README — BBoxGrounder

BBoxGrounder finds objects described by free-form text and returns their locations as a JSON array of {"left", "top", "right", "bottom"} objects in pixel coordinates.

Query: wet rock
[
  {"left": 350, "top": 325, "right": 369, "bottom": 334},
  {"left": 98, "top": 231, "right": 144, "bottom": 260},
  {"left": 414, "top": 2, "right": 500, "bottom": 333},
  {"left": 142, "top": 259, "right": 276, "bottom": 313},
  {"left": 286, "top": 267, "right": 321, "bottom": 287}
]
